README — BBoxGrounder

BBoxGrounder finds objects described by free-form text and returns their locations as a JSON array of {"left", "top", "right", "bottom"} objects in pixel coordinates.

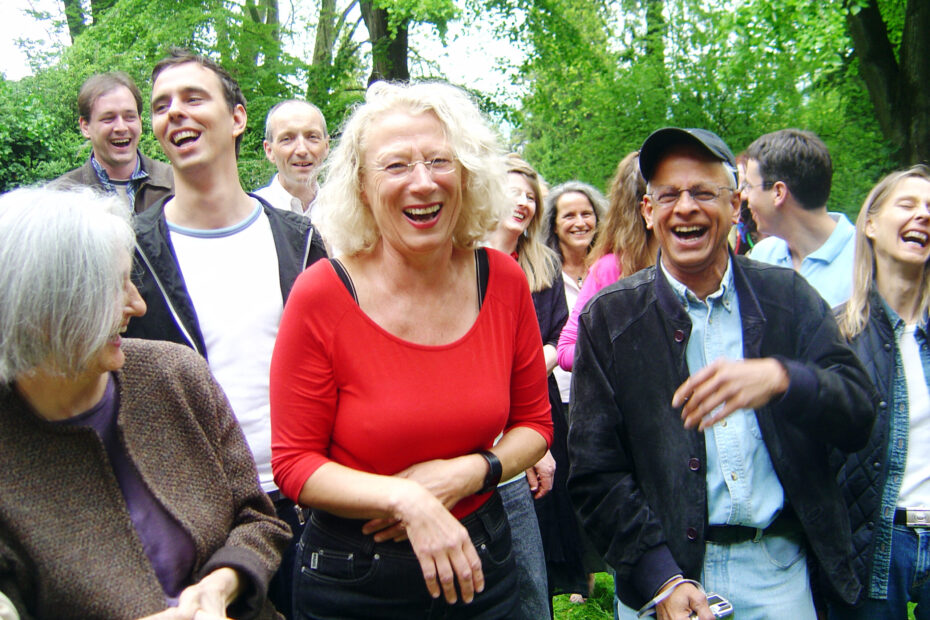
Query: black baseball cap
[{"left": 639, "top": 127, "right": 736, "bottom": 182}]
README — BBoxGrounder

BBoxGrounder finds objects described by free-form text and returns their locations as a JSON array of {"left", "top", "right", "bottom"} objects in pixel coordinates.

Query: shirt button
[
  {"left": 867, "top": 521, "right": 874, "bottom": 529},
  {"left": 674, "top": 330, "right": 685, "bottom": 342},
  {"left": 689, "top": 458, "right": 701, "bottom": 471},
  {"left": 883, "top": 343, "right": 892, "bottom": 351},
  {"left": 730, "top": 472, "right": 738, "bottom": 481},
  {"left": 879, "top": 401, "right": 887, "bottom": 409},
  {"left": 873, "top": 461, "right": 881, "bottom": 469},
  {"left": 686, "top": 527, "right": 698, "bottom": 541}
]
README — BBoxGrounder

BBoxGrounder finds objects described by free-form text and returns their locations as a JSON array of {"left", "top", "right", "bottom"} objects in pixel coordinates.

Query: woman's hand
[
  {"left": 363, "top": 455, "right": 485, "bottom": 541},
  {"left": 137, "top": 568, "right": 241, "bottom": 620},
  {"left": 389, "top": 481, "right": 485, "bottom": 604}
]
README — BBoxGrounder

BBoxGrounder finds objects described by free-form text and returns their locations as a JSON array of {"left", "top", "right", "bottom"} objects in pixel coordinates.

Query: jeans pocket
[
  {"left": 760, "top": 533, "right": 804, "bottom": 569},
  {"left": 477, "top": 530, "right": 514, "bottom": 570},
  {"left": 297, "top": 529, "right": 381, "bottom": 586}
]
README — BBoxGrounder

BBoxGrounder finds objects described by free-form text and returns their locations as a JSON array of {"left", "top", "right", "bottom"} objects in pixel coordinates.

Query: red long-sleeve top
[{"left": 270, "top": 249, "right": 553, "bottom": 518}]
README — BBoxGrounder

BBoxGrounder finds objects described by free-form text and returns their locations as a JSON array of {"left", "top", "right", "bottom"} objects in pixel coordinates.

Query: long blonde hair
[
  {"left": 587, "top": 151, "right": 654, "bottom": 276},
  {"left": 506, "top": 154, "right": 561, "bottom": 292},
  {"left": 839, "top": 164, "right": 930, "bottom": 339}
]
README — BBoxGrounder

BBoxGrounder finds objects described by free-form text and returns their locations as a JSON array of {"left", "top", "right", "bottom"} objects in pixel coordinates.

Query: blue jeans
[
  {"left": 702, "top": 532, "right": 815, "bottom": 619},
  {"left": 499, "top": 477, "right": 550, "bottom": 619},
  {"left": 829, "top": 525, "right": 930, "bottom": 620},
  {"left": 293, "top": 491, "right": 518, "bottom": 619}
]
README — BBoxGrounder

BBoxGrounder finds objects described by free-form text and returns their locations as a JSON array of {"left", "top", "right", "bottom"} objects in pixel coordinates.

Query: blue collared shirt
[
  {"left": 749, "top": 212, "right": 855, "bottom": 308},
  {"left": 90, "top": 152, "right": 149, "bottom": 213},
  {"left": 662, "top": 259, "right": 785, "bottom": 528}
]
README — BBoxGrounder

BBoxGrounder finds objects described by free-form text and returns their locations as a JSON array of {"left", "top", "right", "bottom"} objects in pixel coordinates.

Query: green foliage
[
  {"left": 0, "top": 76, "right": 76, "bottom": 190},
  {"left": 490, "top": 0, "right": 899, "bottom": 219},
  {"left": 374, "top": 0, "right": 459, "bottom": 38}
]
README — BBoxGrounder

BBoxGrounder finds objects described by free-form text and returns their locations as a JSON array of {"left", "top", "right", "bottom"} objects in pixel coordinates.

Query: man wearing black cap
[{"left": 567, "top": 128, "right": 876, "bottom": 619}]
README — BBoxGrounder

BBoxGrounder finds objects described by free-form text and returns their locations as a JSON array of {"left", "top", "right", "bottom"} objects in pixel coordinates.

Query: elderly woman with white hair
[
  {"left": 0, "top": 188, "right": 289, "bottom": 620},
  {"left": 269, "top": 82, "right": 553, "bottom": 618}
]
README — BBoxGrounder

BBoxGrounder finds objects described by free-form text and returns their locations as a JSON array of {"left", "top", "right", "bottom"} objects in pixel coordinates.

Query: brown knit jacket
[{"left": 0, "top": 340, "right": 289, "bottom": 619}]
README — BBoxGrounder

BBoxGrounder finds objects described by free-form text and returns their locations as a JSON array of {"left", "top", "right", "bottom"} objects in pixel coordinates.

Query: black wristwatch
[{"left": 476, "top": 450, "right": 502, "bottom": 495}]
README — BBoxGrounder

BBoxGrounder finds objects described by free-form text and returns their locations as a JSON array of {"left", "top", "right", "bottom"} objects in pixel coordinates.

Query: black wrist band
[{"left": 476, "top": 450, "right": 502, "bottom": 495}]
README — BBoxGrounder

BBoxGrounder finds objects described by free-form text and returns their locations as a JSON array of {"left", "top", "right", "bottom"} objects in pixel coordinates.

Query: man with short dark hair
[
  {"left": 254, "top": 99, "right": 329, "bottom": 219},
  {"left": 744, "top": 128, "right": 855, "bottom": 306},
  {"left": 52, "top": 72, "right": 173, "bottom": 213},
  {"left": 126, "top": 49, "right": 327, "bottom": 618},
  {"left": 568, "top": 127, "right": 876, "bottom": 619}
]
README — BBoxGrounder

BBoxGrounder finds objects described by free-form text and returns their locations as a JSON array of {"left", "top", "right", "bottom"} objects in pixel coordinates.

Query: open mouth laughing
[
  {"left": 404, "top": 203, "right": 442, "bottom": 224},
  {"left": 673, "top": 225, "right": 708, "bottom": 241},
  {"left": 170, "top": 129, "right": 200, "bottom": 148},
  {"left": 902, "top": 230, "right": 928, "bottom": 247}
]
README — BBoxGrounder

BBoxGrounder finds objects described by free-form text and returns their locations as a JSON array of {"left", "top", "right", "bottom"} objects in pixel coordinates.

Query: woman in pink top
[{"left": 556, "top": 151, "right": 656, "bottom": 371}]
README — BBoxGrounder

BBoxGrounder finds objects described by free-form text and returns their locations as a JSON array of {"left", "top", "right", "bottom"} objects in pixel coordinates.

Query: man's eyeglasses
[
  {"left": 738, "top": 180, "right": 774, "bottom": 193},
  {"left": 373, "top": 157, "right": 457, "bottom": 177},
  {"left": 648, "top": 186, "right": 735, "bottom": 207}
]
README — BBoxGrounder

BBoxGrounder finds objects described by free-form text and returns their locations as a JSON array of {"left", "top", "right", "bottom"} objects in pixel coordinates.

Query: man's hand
[
  {"left": 656, "top": 581, "right": 713, "bottom": 620},
  {"left": 672, "top": 358, "right": 789, "bottom": 431},
  {"left": 525, "top": 450, "right": 555, "bottom": 499}
]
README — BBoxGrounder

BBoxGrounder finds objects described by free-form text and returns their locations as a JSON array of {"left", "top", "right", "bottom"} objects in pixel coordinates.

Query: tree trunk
[
  {"left": 359, "top": 0, "right": 409, "bottom": 85},
  {"left": 313, "top": 0, "right": 337, "bottom": 67},
  {"left": 846, "top": 0, "right": 930, "bottom": 165},
  {"left": 61, "top": 0, "right": 86, "bottom": 41}
]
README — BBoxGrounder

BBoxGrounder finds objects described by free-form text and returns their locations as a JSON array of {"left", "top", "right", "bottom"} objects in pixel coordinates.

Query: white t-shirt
[
  {"left": 897, "top": 323, "right": 930, "bottom": 508},
  {"left": 168, "top": 202, "right": 283, "bottom": 492}
]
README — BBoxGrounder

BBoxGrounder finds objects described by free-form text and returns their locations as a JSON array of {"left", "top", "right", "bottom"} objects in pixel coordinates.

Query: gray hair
[
  {"left": 264, "top": 99, "right": 329, "bottom": 143},
  {"left": 0, "top": 187, "right": 134, "bottom": 382},
  {"left": 317, "top": 81, "right": 508, "bottom": 256},
  {"left": 543, "top": 181, "right": 607, "bottom": 258}
]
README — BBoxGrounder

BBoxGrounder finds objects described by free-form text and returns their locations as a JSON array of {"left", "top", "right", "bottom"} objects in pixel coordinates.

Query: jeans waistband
[{"left": 308, "top": 491, "right": 507, "bottom": 558}]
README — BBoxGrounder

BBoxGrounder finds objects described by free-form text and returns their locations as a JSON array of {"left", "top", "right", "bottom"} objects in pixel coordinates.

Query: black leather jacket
[
  {"left": 567, "top": 253, "right": 877, "bottom": 609},
  {"left": 126, "top": 194, "right": 328, "bottom": 355}
]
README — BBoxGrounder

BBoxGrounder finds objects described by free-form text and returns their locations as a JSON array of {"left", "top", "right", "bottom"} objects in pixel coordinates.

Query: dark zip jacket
[{"left": 126, "top": 194, "right": 328, "bottom": 354}]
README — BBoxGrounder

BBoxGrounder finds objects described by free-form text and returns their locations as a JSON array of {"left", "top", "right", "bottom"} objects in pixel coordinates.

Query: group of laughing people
[{"left": 0, "top": 46, "right": 929, "bottom": 620}]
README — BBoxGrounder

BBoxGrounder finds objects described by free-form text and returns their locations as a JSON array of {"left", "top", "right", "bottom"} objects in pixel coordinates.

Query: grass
[
  {"left": 553, "top": 573, "right": 614, "bottom": 620},
  {"left": 553, "top": 574, "right": 919, "bottom": 619}
]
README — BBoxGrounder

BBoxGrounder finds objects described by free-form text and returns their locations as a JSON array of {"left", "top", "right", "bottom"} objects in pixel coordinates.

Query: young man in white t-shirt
[{"left": 126, "top": 49, "right": 327, "bottom": 618}]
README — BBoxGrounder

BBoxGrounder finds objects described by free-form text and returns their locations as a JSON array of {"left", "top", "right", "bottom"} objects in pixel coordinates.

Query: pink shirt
[{"left": 556, "top": 253, "right": 622, "bottom": 371}]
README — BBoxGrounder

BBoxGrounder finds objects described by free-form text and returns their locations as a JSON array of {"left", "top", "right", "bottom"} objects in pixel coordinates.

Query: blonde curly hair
[{"left": 317, "top": 81, "right": 508, "bottom": 256}]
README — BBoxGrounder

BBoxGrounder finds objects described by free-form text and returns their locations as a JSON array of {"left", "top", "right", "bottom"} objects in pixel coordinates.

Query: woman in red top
[{"left": 270, "top": 82, "right": 553, "bottom": 619}]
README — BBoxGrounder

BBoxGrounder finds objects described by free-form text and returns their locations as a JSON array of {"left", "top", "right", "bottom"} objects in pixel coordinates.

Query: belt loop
[{"left": 752, "top": 527, "right": 763, "bottom": 543}]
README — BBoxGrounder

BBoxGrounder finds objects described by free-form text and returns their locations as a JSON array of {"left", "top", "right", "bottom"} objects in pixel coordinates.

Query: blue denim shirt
[
  {"left": 662, "top": 260, "right": 785, "bottom": 527},
  {"left": 868, "top": 300, "right": 930, "bottom": 597}
]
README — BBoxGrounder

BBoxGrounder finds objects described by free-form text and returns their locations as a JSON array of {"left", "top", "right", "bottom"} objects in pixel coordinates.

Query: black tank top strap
[
  {"left": 475, "top": 248, "right": 489, "bottom": 310},
  {"left": 329, "top": 258, "right": 359, "bottom": 305}
]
